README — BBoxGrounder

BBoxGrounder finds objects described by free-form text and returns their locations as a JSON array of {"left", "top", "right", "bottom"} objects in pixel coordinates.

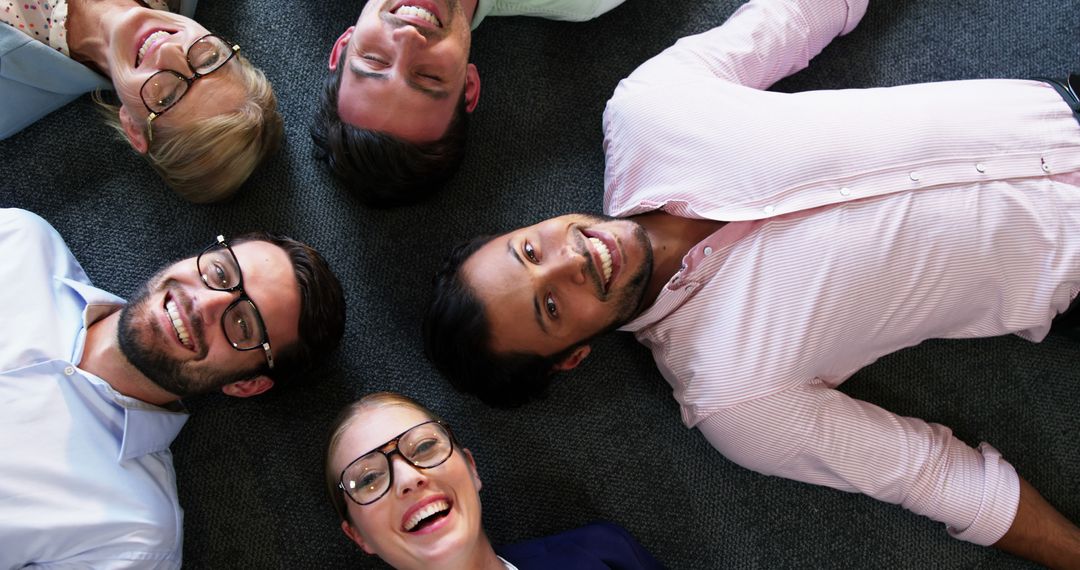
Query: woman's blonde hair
[
  {"left": 97, "top": 53, "right": 283, "bottom": 203},
  {"left": 324, "top": 392, "right": 445, "bottom": 523}
]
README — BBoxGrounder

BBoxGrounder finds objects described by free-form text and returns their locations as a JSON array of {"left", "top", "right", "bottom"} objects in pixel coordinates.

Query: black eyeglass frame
[
  {"left": 196, "top": 234, "right": 274, "bottom": 370},
  {"left": 337, "top": 420, "right": 457, "bottom": 507},
  {"left": 140, "top": 33, "right": 240, "bottom": 141}
]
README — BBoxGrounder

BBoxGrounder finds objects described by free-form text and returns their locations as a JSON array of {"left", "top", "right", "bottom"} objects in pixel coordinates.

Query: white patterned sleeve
[{"left": 696, "top": 381, "right": 1020, "bottom": 546}]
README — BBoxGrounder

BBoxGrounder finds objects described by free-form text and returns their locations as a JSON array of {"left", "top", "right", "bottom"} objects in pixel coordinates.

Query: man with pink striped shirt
[{"left": 424, "top": 0, "right": 1080, "bottom": 565}]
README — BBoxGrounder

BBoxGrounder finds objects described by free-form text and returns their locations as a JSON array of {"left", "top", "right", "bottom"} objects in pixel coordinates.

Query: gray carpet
[{"left": 1, "top": 0, "right": 1078, "bottom": 568}]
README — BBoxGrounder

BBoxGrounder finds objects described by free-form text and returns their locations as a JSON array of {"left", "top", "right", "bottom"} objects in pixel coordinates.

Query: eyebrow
[
  {"left": 348, "top": 62, "right": 449, "bottom": 100},
  {"left": 506, "top": 239, "right": 549, "bottom": 335}
]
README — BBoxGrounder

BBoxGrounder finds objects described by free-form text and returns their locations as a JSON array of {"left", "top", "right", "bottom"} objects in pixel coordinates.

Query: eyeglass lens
[
  {"left": 222, "top": 300, "right": 265, "bottom": 351},
  {"left": 197, "top": 243, "right": 267, "bottom": 350},
  {"left": 141, "top": 36, "right": 234, "bottom": 113},
  {"left": 341, "top": 422, "right": 454, "bottom": 505}
]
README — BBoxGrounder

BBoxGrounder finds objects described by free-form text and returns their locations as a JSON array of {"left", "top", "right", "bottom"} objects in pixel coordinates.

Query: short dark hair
[
  {"left": 423, "top": 235, "right": 580, "bottom": 408},
  {"left": 310, "top": 49, "right": 470, "bottom": 208},
  {"left": 233, "top": 232, "right": 346, "bottom": 389}
]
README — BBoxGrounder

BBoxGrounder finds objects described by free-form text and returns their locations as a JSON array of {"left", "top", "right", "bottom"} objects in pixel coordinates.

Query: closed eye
[{"left": 362, "top": 54, "right": 389, "bottom": 66}]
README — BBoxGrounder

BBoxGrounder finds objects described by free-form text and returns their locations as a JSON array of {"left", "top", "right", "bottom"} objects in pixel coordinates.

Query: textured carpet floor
[{"left": 1, "top": 0, "right": 1078, "bottom": 568}]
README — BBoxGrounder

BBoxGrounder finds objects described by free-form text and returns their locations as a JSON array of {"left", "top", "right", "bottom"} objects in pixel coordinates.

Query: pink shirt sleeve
[
  {"left": 696, "top": 383, "right": 1021, "bottom": 546},
  {"left": 615, "top": 0, "right": 868, "bottom": 92}
]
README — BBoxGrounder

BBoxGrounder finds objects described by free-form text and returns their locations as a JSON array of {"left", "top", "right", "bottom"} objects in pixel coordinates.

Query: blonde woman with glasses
[
  {"left": 1, "top": 0, "right": 282, "bottom": 202},
  {"left": 326, "top": 392, "right": 664, "bottom": 570}
]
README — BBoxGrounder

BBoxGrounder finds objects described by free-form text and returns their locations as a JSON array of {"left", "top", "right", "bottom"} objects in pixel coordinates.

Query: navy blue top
[{"left": 496, "top": 522, "right": 665, "bottom": 570}]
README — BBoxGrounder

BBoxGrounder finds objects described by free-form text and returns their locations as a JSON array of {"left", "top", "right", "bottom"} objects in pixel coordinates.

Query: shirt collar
[
  {"left": 58, "top": 276, "right": 190, "bottom": 460},
  {"left": 58, "top": 276, "right": 124, "bottom": 365},
  {"left": 117, "top": 393, "right": 189, "bottom": 460},
  {"left": 472, "top": 0, "right": 492, "bottom": 29},
  {"left": 618, "top": 221, "right": 763, "bottom": 333}
]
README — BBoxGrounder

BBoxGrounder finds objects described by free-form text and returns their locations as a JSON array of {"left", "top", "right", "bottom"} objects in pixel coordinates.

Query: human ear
[
  {"left": 118, "top": 105, "right": 149, "bottom": 154},
  {"left": 464, "top": 63, "right": 480, "bottom": 113},
  {"left": 551, "top": 345, "right": 591, "bottom": 372},
  {"left": 220, "top": 376, "right": 274, "bottom": 398},
  {"left": 341, "top": 520, "right": 376, "bottom": 555},
  {"left": 329, "top": 27, "right": 355, "bottom": 71},
  {"left": 462, "top": 448, "right": 482, "bottom": 492}
]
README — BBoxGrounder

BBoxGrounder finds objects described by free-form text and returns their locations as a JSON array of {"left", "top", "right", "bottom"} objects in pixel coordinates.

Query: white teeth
[
  {"left": 137, "top": 31, "right": 171, "bottom": 65},
  {"left": 589, "top": 237, "right": 613, "bottom": 285},
  {"left": 394, "top": 5, "right": 441, "bottom": 26},
  {"left": 404, "top": 499, "right": 450, "bottom": 531},
  {"left": 165, "top": 300, "right": 193, "bottom": 350}
]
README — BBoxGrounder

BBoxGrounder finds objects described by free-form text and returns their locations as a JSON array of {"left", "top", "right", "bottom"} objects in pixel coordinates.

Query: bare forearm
[{"left": 993, "top": 477, "right": 1080, "bottom": 569}]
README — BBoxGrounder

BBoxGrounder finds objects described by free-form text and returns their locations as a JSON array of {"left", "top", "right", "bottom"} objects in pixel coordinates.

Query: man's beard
[
  {"left": 544, "top": 215, "right": 653, "bottom": 356},
  {"left": 117, "top": 274, "right": 256, "bottom": 398},
  {"left": 582, "top": 213, "right": 654, "bottom": 330}
]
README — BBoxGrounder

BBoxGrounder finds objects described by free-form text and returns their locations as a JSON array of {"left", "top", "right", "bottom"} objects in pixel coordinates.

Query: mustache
[
  {"left": 570, "top": 229, "right": 607, "bottom": 300},
  {"left": 381, "top": 14, "right": 446, "bottom": 41},
  {"left": 161, "top": 277, "right": 208, "bottom": 355}
]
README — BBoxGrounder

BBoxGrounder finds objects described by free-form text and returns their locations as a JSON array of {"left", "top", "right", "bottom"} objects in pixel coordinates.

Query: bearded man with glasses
[{"left": 0, "top": 208, "right": 345, "bottom": 568}]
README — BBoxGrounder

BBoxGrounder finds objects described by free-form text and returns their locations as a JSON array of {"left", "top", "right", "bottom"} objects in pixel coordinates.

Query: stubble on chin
[{"left": 116, "top": 279, "right": 191, "bottom": 396}]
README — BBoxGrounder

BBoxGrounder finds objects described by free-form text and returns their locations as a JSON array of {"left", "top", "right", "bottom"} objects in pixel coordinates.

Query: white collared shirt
[
  {"left": 0, "top": 209, "right": 189, "bottom": 568},
  {"left": 472, "top": 0, "right": 625, "bottom": 29}
]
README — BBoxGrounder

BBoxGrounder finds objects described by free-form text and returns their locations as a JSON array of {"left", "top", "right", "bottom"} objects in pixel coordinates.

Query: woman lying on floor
[
  {"left": 325, "top": 392, "right": 664, "bottom": 570},
  {"left": 1, "top": 0, "right": 281, "bottom": 202}
]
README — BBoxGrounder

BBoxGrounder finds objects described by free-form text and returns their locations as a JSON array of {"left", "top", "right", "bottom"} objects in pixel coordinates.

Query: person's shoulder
[
  {"left": 0, "top": 208, "right": 88, "bottom": 282},
  {"left": 0, "top": 22, "right": 32, "bottom": 52},
  {"left": 498, "top": 521, "right": 664, "bottom": 569},
  {"left": 0, "top": 208, "right": 59, "bottom": 241},
  {"left": 481, "top": 0, "right": 625, "bottom": 24}
]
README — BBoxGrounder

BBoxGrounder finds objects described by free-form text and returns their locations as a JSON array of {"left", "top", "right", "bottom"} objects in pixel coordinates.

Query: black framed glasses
[
  {"left": 140, "top": 34, "right": 240, "bottom": 141},
  {"left": 197, "top": 235, "right": 274, "bottom": 370},
  {"left": 338, "top": 421, "right": 456, "bottom": 506}
]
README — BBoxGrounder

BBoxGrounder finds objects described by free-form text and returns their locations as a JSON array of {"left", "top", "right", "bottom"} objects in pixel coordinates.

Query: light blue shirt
[
  {"left": 472, "top": 0, "right": 625, "bottom": 29},
  {"left": 0, "top": 0, "right": 199, "bottom": 140},
  {"left": 0, "top": 209, "right": 189, "bottom": 569}
]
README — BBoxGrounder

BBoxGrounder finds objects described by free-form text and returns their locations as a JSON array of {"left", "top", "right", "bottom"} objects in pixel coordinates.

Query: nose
[
  {"left": 200, "top": 287, "right": 239, "bottom": 321},
  {"left": 155, "top": 38, "right": 191, "bottom": 73},
  {"left": 391, "top": 455, "right": 428, "bottom": 497},
  {"left": 536, "top": 245, "right": 588, "bottom": 286},
  {"left": 391, "top": 24, "right": 427, "bottom": 56}
]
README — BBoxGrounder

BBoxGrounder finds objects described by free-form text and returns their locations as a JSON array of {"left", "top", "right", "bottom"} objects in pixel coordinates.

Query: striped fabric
[{"left": 602, "top": 0, "right": 1080, "bottom": 546}]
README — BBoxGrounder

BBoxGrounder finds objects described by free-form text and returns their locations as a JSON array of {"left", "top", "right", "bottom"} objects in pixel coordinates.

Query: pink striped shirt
[{"left": 602, "top": 0, "right": 1080, "bottom": 547}]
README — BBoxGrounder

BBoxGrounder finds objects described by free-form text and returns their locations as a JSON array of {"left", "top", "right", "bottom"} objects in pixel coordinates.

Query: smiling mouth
[
  {"left": 404, "top": 499, "right": 451, "bottom": 532},
  {"left": 588, "top": 237, "right": 614, "bottom": 288},
  {"left": 164, "top": 297, "right": 194, "bottom": 350},
  {"left": 136, "top": 29, "right": 172, "bottom": 67},
  {"left": 391, "top": 4, "right": 442, "bottom": 27}
]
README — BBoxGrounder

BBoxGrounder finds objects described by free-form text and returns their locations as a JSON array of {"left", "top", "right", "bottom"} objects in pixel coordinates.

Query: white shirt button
[
  {"left": 703, "top": 246, "right": 713, "bottom": 256},
  {"left": 975, "top": 162, "right": 986, "bottom": 173},
  {"left": 763, "top": 205, "right": 776, "bottom": 215},
  {"left": 839, "top": 187, "right": 852, "bottom": 196},
  {"left": 1042, "top": 161, "right": 1051, "bottom": 173},
  {"left": 63, "top": 366, "right": 75, "bottom": 376},
  {"left": 909, "top": 171, "right": 921, "bottom": 181}
]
